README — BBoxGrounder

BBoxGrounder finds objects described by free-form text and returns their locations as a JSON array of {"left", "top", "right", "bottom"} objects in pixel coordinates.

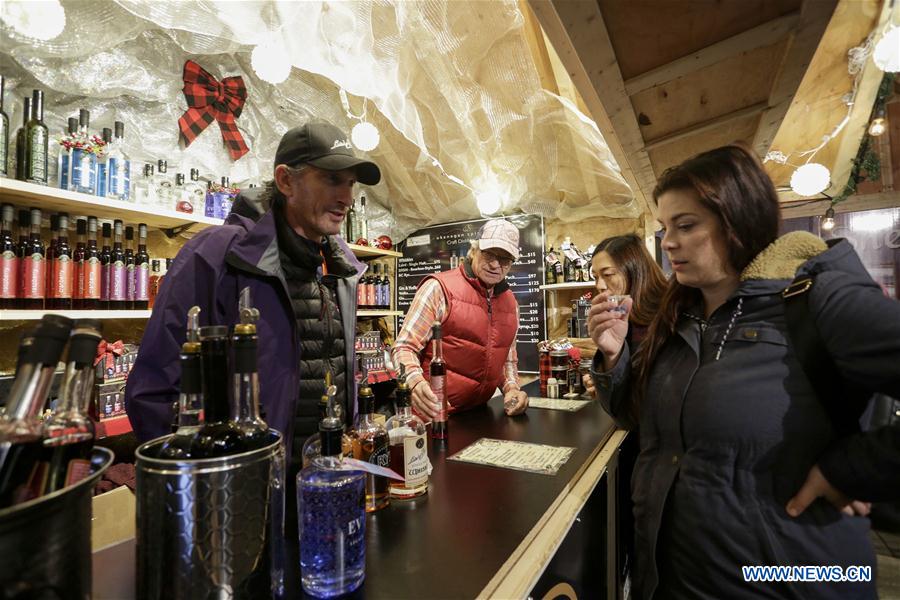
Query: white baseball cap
[{"left": 478, "top": 219, "right": 520, "bottom": 261}]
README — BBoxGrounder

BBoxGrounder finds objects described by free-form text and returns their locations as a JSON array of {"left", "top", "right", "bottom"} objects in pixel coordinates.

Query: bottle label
[
  {"left": 108, "top": 158, "right": 131, "bottom": 199},
  {"left": 23, "top": 254, "right": 46, "bottom": 299},
  {"left": 74, "top": 258, "right": 84, "bottom": 300},
  {"left": 97, "top": 162, "right": 107, "bottom": 197},
  {"left": 365, "top": 283, "right": 375, "bottom": 307},
  {"left": 370, "top": 439, "right": 390, "bottom": 469},
  {"left": 403, "top": 433, "right": 428, "bottom": 486},
  {"left": 71, "top": 148, "right": 96, "bottom": 191},
  {"left": 84, "top": 257, "right": 101, "bottom": 299},
  {"left": 0, "top": 250, "right": 17, "bottom": 298},
  {"left": 110, "top": 261, "right": 127, "bottom": 300},
  {"left": 28, "top": 128, "right": 47, "bottom": 182},
  {"left": 126, "top": 263, "right": 135, "bottom": 301},
  {"left": 136, "top": 261, "right": 149, "bottom": 300},
  {"left": 431, "top": 375, "right": 446, "bottom": 420},
  {"left": 51, "top": 255, "right": 72, "bottom": 298},
  {"left": 357, "top": 282, "right": 366, "bottom": 307}
]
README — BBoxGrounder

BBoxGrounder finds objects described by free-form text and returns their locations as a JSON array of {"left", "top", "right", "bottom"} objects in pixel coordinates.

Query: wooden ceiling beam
[
  {"left": 624, "top": 12, "right": 801, "bottom": 96},
  {"left": 780, "top": 190, "right": 899, "bottom": 218},
  {"left": 643, "top": 101, "right": 768, "bottom": 151},
  {"left": 528, "top": 0, "right": 659, "bottom": 216},
  {"left": 752, "top": 0, "right": 840, "bottom": 157}
]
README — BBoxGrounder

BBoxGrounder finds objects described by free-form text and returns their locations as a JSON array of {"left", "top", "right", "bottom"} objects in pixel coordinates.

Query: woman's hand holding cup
[{"left": 588, "top": 292, "right": 632, "bottom": 370}]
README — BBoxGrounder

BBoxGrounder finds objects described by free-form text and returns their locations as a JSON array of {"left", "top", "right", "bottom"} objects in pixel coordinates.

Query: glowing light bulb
[
  {"left": 790, "top": 163, "right": 830, "bottom": 197},
  {"left": 868, "top": 117, "right": 887, "bottom": 137},
  {"left": 821, "top": 207, "right": 835, "bottom": 231},
  {"left": 873, "top": 26, "right": 900, "bottom": 73},
  {"left": 476, "top": 190, "right": 502, "bottom": 215},
  {"left": 1, "top": 0, "right": 66, "bottom": 41},
  {"left": 251, "top": 38, "right": 291, "bottom": 84},
  {"left": 351, "top": 122, "right": 380, "bottom": 151}
]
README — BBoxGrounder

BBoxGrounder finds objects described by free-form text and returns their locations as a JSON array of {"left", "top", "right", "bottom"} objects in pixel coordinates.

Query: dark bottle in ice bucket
[{"left": 158, "top": 307, "right": 204, "bottom": 460}]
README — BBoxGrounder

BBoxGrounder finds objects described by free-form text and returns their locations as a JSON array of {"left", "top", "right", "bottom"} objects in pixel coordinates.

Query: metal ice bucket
[
  {"left": 135, "top": 431, "right": 285, "bottom": 600},
  {"left": 0, "top": 447, "right": 114, "bottom": 600}
]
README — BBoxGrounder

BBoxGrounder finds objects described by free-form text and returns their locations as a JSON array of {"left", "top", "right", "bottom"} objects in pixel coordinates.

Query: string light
[
  {"left": 821, "top": 207, "right": 836, "bottom": 231},
  {"left": 790, "top": 163, "right": 831, "bottom": 196},
  {"left": 0, "top": 0, "right": 66, "bottom": 41}
]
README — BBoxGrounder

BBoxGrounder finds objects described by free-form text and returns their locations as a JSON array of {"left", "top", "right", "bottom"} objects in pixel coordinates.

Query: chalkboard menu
[{"left": 396, "top": 215, "right": 545, "bottom": 373}]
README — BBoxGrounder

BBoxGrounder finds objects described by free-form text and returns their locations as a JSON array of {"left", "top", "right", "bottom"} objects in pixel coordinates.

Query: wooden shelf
[
  {"left": 0, "top": 178, "right": 223, "bottom": 231},
  {"left": 0, "top": 309, "right": 152, "bottom": 321},
  {"left": 348, "top": 243, "right": 403, "bottom": 259},
  {"left": 539, "top": 282, "right": 595, "bottom": 290},
  {"left": 357, "top": 310, "right": 403, "bottom": 317}
]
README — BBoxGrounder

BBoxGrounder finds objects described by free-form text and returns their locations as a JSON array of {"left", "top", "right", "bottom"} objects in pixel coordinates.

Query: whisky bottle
[
  {"left": 19, "top": 208, "right": 45, "bottom": 310},
  {"left": 134, "top": 223, "right": 150, "bottom": 310},
  {"left": 24, "top": 90, "right": 48, "bottom": 185},
  {"left": 430, "top": 322, "right": 448, "bottom": 440},
  {"left": 0, "top": 315, "right": 73, "bottom": 507},
  {"left": 14, "top": 97, "right": 30, "bottom": 181},
  {"left": 106, "top": 121, "right": 131, "bottom": 201},
  {"left": 0, "top": 204, "right": 18, "bottom": 308},
  {"left": 158, "top": 307, "right": 203, "bottom": 460},
  {"left": 0, "top": 75, "right": 7, "bottom": 177},
  {"left": 82, "top": 217, "right": 101, "bottom": 310},
  {"left": 188, "top": 326, "right": 247, "bottom": 458},
  {"left": 48, "top": 212, "right": 72, "bottom": 310},
  {"left": 349, "top": 382, "right": 390, "bottom": 512},
  {"left": 72, "top": 218, "right": 86, "bottom": 309},
  {"left": 386, "top": 368, "right": 428, "bottom": 499},
  {"left": 42, "top": 320, "right": 102, "bottom": 493}
]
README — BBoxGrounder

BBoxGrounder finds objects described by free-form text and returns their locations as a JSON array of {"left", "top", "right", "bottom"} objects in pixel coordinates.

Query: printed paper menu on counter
[{"left": 448, "top": 438, "right": 575, "bottom": 475}]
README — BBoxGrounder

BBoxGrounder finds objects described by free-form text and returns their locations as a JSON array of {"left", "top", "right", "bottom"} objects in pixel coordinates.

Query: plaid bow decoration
[
  {"left": 94, "top": 339, "right": 125, "bottom": 370},
  {"left": 178, "top": 60, "right": 249, "bottom": 160}
]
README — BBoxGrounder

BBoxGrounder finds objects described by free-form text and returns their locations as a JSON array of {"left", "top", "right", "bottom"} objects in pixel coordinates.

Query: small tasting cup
[{"left": 608, "top": 294, "right": 631, "bottom": 313}]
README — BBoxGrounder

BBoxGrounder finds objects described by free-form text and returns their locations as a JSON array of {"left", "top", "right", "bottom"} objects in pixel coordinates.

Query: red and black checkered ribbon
[{"left": 177, "top": 60, "right": 249, "bottom": 160}]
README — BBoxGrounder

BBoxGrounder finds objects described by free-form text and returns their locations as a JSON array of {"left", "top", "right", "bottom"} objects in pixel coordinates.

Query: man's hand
[
  {"left": 503, "top": 389, "right": 528, "bottom": 416},
  {"left": 411, "top": 379, "right": 441, "bottom": 421},
  {"left": 786, "top": 464, "right": 853, "bottom": 517}
]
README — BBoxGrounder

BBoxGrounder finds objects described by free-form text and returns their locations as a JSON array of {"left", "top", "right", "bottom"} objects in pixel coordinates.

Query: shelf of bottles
[
  {"left": 539, "top": 282, "right": 596, "bottom": 291},
  {"left": 357, "top": 310, "right": 403, "bottom": 318},
  {"left": 347, "top": 243, "right": 402, "bottom": 259},
  {"left": 0, "top": 178, "right": 223, "bottom": 231},
  {"left": 0, "top": 309, "right": 151, "bottom": 321}
]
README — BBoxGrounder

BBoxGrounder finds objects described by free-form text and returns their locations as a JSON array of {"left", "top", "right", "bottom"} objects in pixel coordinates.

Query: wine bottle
[
  {"left": 24, "top": 90, "right": 49, "bottom": 185},
  {"left": 189, "top": 326, "right": 247, "bottom": 458},
  {"left": 45, "top": 213, "right": 58, "bottom": 297},
  {"left": 109, "top": 220, "right": 127, "bottom": 309},
  {"left": 134, "top": 223, "right": 150, "bottom": 310},
  {"left": 20, "top": 208, "right": 45, "bottom": 310},
  {"left": 42, "top": 320, "right": 102, "bottom": 494},
  {"left": 430, "top": 322, "right": 448, "bottom": 440},
  {"left": 82, "top": 217, "right": 101, "bottom": 310},
  {"left": 158, "top": 307, "right": 203, "bottom": 460},
  {"left": 15, "top": 208, "right": 29, "bottom": 308},
  {"left": 48, "top": 212, "right": 72, "bottom": 310},
  {"left": 72, "top": 219, "right": 86, "bottom": 309},
  {"left": 14, "top": 97, "right": 30, "bottom": 181},
  {"left": 0, "top": 75, "right": 8, "bottom": 177},
  {"left": 381, "top": 264, "right": 391, "bottom": 310},
  {"left": 99, "top": 222, "right": 112, "bottom": 310},
  {"left": 0, "top": 315, "right": 73, "bottom": 507},
  {"left": 124, "top": 225, "right": 135, "bottom": 310},
  {"left": 0, "top": 204, "right": 18, "bottom": 308}
]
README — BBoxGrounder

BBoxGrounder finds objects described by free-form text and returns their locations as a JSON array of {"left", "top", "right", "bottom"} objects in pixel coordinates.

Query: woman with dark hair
[
  {"left": 589, "top": 144, "right": 900, "bottom": 599},
  {"left": 583, "top": 234, "right": 667, "bottom": 396}
]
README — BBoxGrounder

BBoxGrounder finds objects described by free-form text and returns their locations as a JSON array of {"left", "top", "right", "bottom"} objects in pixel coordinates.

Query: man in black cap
[{"left": 127, "top": 120, "right": 379, "bottom": 504}]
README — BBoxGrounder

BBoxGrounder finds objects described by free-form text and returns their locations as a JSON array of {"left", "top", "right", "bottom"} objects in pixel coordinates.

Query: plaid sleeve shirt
[{"left": 393, "top": 279, "right": 520, "bottom": 394}]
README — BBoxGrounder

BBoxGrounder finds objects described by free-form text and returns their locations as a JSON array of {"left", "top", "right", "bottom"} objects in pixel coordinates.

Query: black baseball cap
[{"left": 275, "top": 122, "right": 381, "bottom": 185}]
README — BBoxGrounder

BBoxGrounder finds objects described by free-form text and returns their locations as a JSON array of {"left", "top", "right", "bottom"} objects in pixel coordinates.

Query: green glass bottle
[
  {"left": 24, "top": 90, "right": 48, "bottom": 185},
  {"left": 0, "top": 75, "right": 9, "bottom": 177},
  {"left": 14, "top": 97, "right": 30, "bottom": 181}
]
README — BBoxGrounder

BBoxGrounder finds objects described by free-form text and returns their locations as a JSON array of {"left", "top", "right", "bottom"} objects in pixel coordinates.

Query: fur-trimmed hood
[{"left": 741, "top": 231, "right": 827, "bottom": 281}]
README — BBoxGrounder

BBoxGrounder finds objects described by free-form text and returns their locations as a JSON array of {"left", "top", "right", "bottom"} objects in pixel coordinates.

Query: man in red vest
[{"left": 393, "top": 219, "right": 529, "bottom": 420}]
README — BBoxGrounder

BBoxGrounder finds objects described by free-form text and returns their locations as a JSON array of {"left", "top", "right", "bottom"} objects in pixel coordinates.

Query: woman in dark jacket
[{"left": 589, "top": 144, "right": 900, "bottom": 599}]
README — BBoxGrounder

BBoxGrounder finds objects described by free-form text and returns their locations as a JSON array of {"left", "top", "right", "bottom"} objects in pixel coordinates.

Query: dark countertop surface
[{"left": 291, "top": 383, "right": 617, "bottom": 599}]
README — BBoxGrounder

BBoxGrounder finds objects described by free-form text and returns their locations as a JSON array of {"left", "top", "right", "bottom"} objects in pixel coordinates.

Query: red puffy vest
[{"left": 419, "top": 263, "right": 518, "bottom": 412}]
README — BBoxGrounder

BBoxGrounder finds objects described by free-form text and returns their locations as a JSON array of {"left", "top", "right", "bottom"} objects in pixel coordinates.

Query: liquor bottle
[
  {"left": 132, "top": 163, "right": 157, "bottom": 207},
  {"left": 349, "top": 382, "right": 390, "bottom": 512},
  {"left": 301, "top": 380, "right": 353, "bottom": 467},
  {"left": 188, "top": 326, "right": 247, "bottom": 458},
  {"left": 45, "top": 213, "right": 58, "bottom": 297},
  {"left": 99, "top": 222, "right": 112, "bottom": 310},
  {"left": 15, "top": 208, "right": 28, "bottom": 308},
  {"left": 232, "top": 293, "right": 269, "bottom": 448},
  {"left": 0, "top": 315, "right": 73, "bottom": 507},
  {"left": 72, "top": 218, "right": 86, "bottom": 309},
  {"left": 42, "top": 320, "right": 102, "bottom": 493},
  {"left": 154, "top": 160, "right": 174, "bottom": 210},
  {"left": 124, "top": 225, "right": 135, "bottom": 310},
  {"left": 430, "top": 322, "right": 448, "bottom": 440},
  {"left": 95, "top": 127, "right": 111, "bottom": 198},
  {"left": 366, "top": 263, "right": 378, "bottom": 309},
  {"left": 449, "top": 247, "right": 459, "bottom": 270},
  {"left": 386, "top": 367, "right": 428, "bottom": 499},
  {"left": 183, "top": 168, "right": 205, "bottom": 215},
  {"left": 357, "top": 194, "right": 368, "bottom": 243},
  {"left": 0, "top": 75, "right": 7, "bottom": 177},
  {"left": 48, "top": 212, "right": 72, "bottom": 310},
  {"left": 174, "top": 173, "right": 193, "bottom": 213},
  {"left": 24, "top": 90, "right": 48, "bottom": 185},
  {"left": 57, "top": 117, "right": 78, "bottom": 190},
  {"left": 14, "top": 97, "right": 30, "bottom": 181},
  {"left": 148, "top": 259, "right": 161, "bottom": 309},
  {"left": 357, "top": 268, "right": 367, "bottom": 309},
  {"left": 545, "top": 246, "right": 557, "bottom": 285},
  {"left": 19, "top": 208, "right": 45, "bottom": 310},
  {"left": 0, "top": 204, "right": 18, "bottom": 308},
  {"left": 158, "top": 307, "right": 203, "bottom": 460},
  {"left": 345, "top": 197, "right": 357, "bottom": 242},
  {"left": 70, "top": 108, "right": 95, "bottom": 194},
  {"left": 134, "top": 223, "right": 150, "bottom": 310},
  {"left": 381, "top": 264, "right": 391, "bottom": 310},
  {"left": 297, "top": 388, "right": 366, "bottom": 598},
  {"left": 106, "top": 121, "right": 131, "bottom": 202},
  {"left": 109, "top": 220, "right": 127, "bottom": 309},
  {"left": 82, "top": 217, "right": 101, "bottom": 310}
]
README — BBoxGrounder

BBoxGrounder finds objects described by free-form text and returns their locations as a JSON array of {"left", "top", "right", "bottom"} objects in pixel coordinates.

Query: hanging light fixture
[
  {"left": 0, "top": 0, "right": 66, "bottom": 41},
  {"left": 873, "top": 25, "right": 900, "bottom": 73},
  {"left": 790, "top": 163, "right": 831, "bottom": 197},
  {"left": 351, "top": 121, "right": 380, "bottom": 152},
  {"left": 821, "top": 207, "right": 836, "bottom": 231},
  {"left": 251, "top": 37, "right": 291, "bottom": 84},
  {"left": 868, "top": 107, "right": 887, "bottom": 136}
]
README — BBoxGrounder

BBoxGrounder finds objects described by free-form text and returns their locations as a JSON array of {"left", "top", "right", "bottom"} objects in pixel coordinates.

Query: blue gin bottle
[
  {"left": 297, "top": 394, "right": 366, "bottom": 598},
  {"left": 57, "top": 117, "right": 77, "bottom": 190},
  {"left": 95, "top": 127, "right": 111, "bottom": 197}
]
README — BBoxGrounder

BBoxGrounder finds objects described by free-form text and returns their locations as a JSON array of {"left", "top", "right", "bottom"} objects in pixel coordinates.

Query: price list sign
[{"left": 396, "top": 215, "right": 546, "bottom": 372}]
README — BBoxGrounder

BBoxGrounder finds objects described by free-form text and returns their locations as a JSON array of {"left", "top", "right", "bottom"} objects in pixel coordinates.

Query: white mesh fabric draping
[{"left": 1, "top": 0, "right": 638, "bottom": 240}]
